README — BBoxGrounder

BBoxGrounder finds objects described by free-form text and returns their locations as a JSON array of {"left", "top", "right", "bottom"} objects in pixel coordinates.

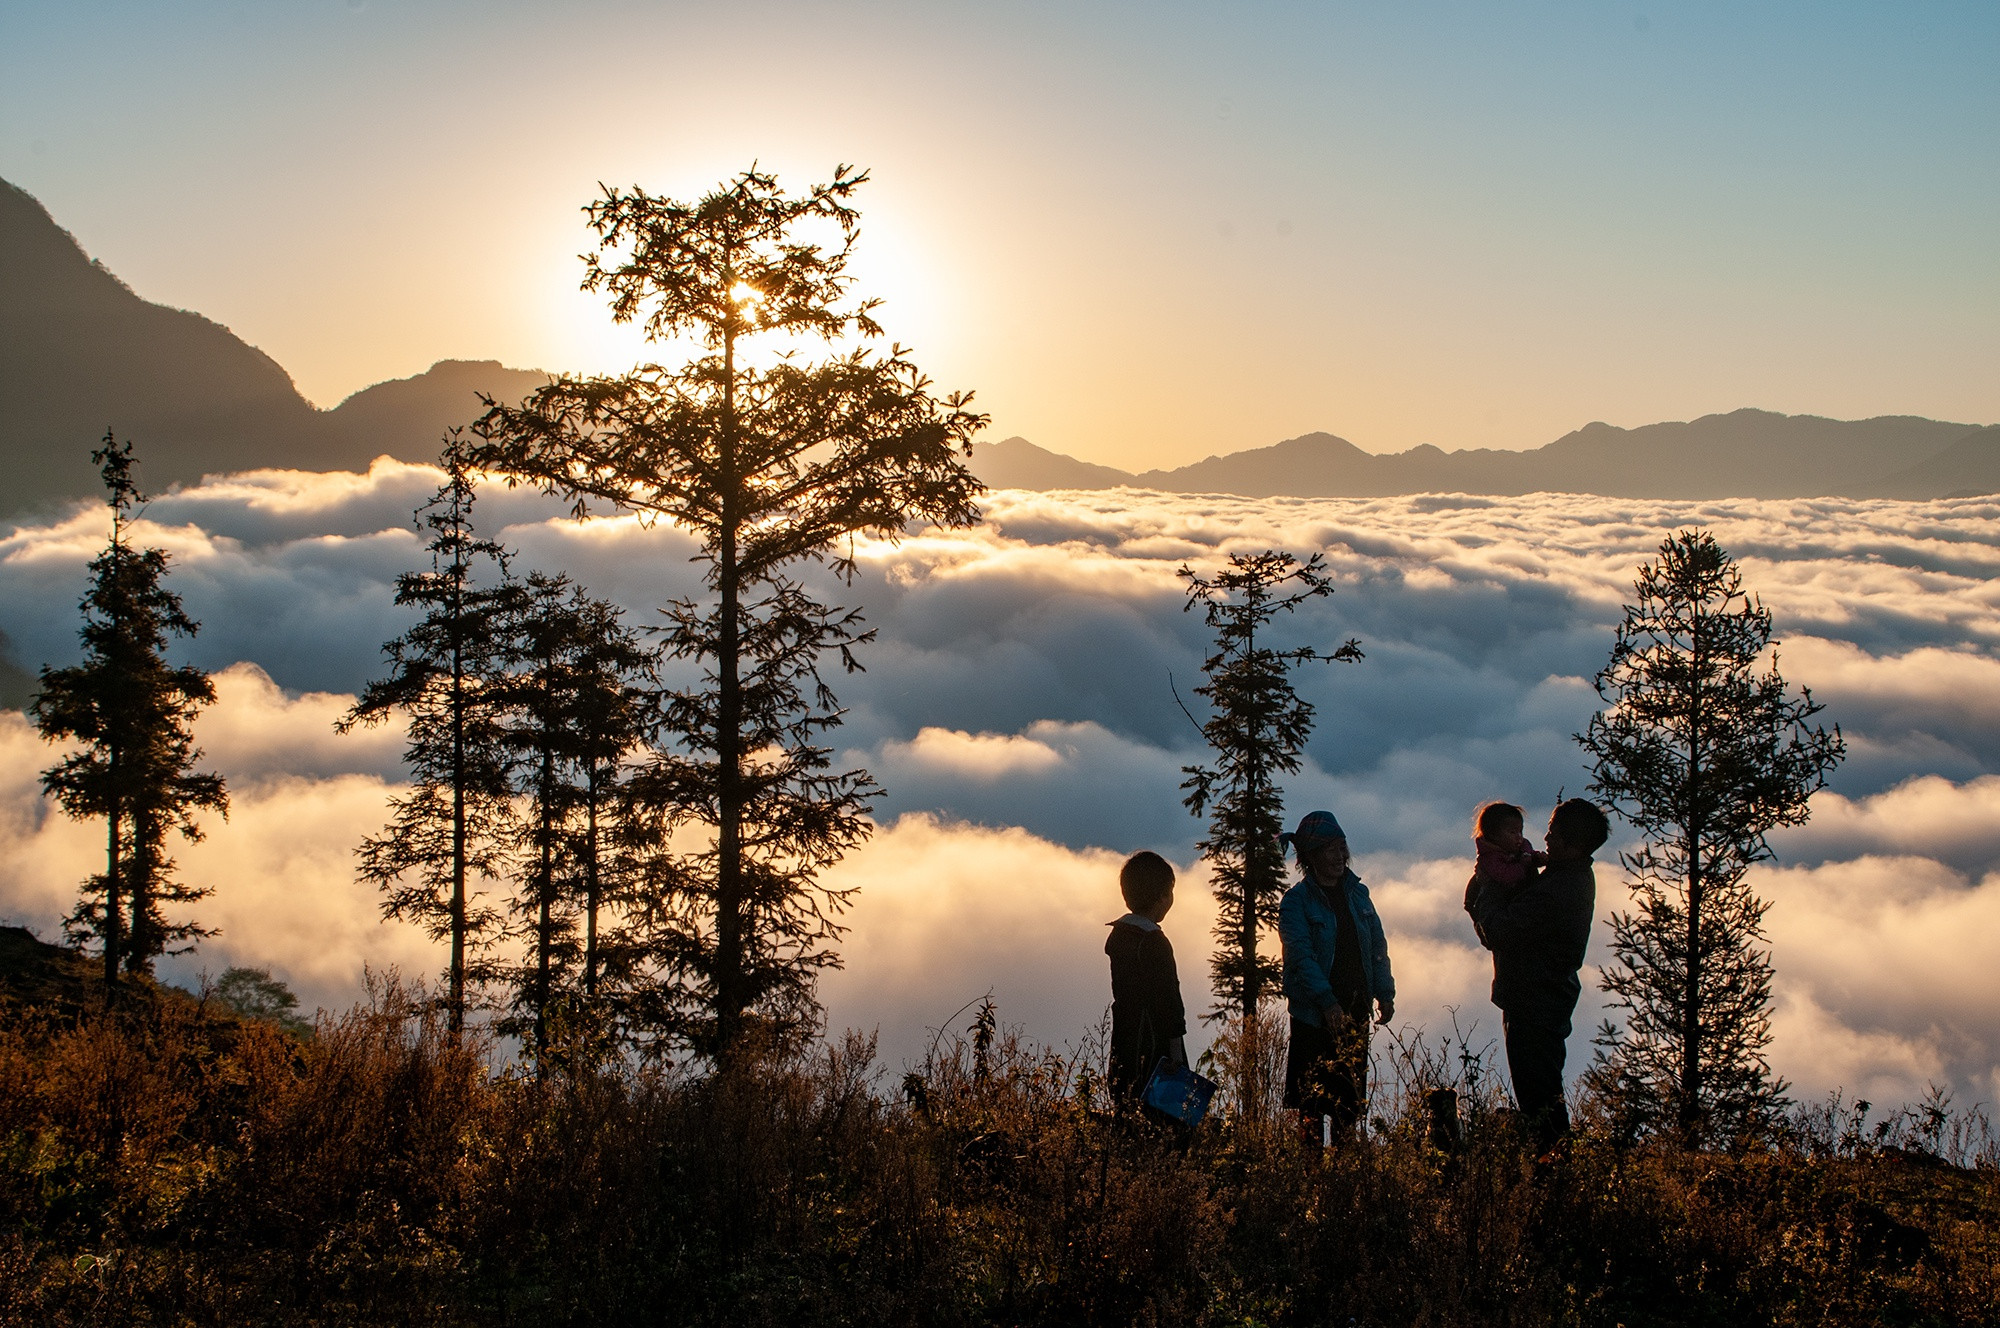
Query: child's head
[
  {"left": 1546, "top": 798, "right": 1611, "bottom": 859},
  {"left": 1120, "top": 850, "right": 1176, "bottom": 919},
  {"left": 1474, "top": 801, "right": 1527, "bottom": 845}
]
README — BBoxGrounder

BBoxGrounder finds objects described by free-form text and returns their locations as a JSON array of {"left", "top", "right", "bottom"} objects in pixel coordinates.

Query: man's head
[
  {"left": 1546, "top": 798, "right": 1611, "bottom": 861},
  {"left": 1283, "top": 810, "right": 1350, "bottom": 880},
  {"left": 1120, "top": 850, "right": 1176, "bottom": 920}
]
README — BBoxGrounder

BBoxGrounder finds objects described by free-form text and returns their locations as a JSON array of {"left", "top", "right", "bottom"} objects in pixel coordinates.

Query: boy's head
[
  {"left": 1120, "top": 851, "right": 1176, "bottom": 919},
  {"left": 1546, "top": 798, "right": 1611, "bottom": 859},
  {"left": 1474, "top": 801, "right": 1526, "bottom": 843}
]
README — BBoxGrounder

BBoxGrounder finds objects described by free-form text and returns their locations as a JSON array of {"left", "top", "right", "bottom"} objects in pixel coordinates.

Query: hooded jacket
[{"left": 1278, "top": 868, "right": 1395, "bottom": 1028}]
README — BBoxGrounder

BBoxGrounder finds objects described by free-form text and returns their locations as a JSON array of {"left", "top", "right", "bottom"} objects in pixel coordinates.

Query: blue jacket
[{"left": 1279, "top": 868, "right": 1395, "bottom": 1027}]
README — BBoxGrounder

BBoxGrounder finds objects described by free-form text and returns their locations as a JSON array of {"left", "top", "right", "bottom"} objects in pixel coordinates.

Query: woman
[{"left": 1276, "top": 809, "right": 1396, "bottom": 1144}]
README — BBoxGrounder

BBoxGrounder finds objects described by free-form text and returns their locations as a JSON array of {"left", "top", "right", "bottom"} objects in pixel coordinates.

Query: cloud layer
[{"left": 5, "top": 470, "right": 2000, "bottom": 1106}]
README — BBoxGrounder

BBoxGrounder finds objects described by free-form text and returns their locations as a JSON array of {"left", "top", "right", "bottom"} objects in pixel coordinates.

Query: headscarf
[{"left": 1278, "top": 809, "right": 1346, "bottom": 859}]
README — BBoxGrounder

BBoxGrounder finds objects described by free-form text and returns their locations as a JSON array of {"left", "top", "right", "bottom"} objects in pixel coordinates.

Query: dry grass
[{"left": 0, "top": 988, "right": 1994, "bottom": 1327}]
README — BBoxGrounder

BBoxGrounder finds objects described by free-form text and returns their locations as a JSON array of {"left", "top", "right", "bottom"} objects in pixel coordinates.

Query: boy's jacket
[{"left": 1279, "top": 869, "right": 1395, "bottom": 1028}]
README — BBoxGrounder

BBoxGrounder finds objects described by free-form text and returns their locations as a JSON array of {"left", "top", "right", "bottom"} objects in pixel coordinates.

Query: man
[
  {"left": 1277, "top": 809, "right": 1395, "bottom": 1144},
  {"left": 1471, "top": 797, "right": 1611, "bottom": 1149}
]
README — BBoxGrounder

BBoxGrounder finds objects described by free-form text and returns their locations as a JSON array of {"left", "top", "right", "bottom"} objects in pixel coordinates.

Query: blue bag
[{"left": 1142, "top": 1059, "right": 1217, "bottom": 1127}]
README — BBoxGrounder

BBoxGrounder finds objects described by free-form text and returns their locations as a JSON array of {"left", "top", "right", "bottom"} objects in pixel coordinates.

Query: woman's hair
[{"left": 1473, "top": 800, "right": 1526, "bottom": 841}]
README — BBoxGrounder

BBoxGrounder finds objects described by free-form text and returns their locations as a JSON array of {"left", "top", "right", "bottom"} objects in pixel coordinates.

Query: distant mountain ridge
[
  {"left": 2, "top": 178, "right": 545, "bottom": 515},
  {"left": 7, "top": 177, "right": 1995, "bottom": 512},
  {"left": 974, "top": 413, "right": 2000, "bottom": 501}
]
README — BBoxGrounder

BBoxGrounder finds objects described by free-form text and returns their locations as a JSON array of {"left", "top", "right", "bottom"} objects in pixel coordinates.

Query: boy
[
  {"left": 1470, "top": 797, "right": 1611, "bottom": 1149},
  {"left": 1105, "top": 850, "right": 1188, "bottom": 1102}
]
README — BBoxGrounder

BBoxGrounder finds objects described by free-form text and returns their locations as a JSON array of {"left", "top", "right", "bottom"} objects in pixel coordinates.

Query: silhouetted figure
[
  {"left": 1462, "top": 801, "right": 1546, "bottom": 949},
  {"left": 1470, "top": 798, "right": 1611, "bottom": 1150},
  {"left": 1106, "top": 851, "right": 1188, "bottom": 1102},
  {"left": 1277, "top": 810, "right": 1396, "bottom": 1144}
]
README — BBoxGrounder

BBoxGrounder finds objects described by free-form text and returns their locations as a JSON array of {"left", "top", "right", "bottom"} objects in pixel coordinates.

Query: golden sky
[{"left": 4, "top": 1, "right": 1996, "bottom": 470}]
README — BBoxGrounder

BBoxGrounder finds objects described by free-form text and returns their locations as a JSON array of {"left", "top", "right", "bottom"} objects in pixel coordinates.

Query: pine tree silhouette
[
  {"left": 474, "top": 166, "right": 985, "bottom": 1059},
  {"left": 34, "top": 433, "right": 228, "bottom": 990},
  {"left": 486, "top": 571, "right": 654, "bottom": 1061},
  {"left": 341, "top": 432, "right": 518, "bottom": 1031},
  {"left": 1179, "top": 550, "right": 1360, "bottom": 1112},
  {"left": 1580, "top": 530, "right": 1844, "bottom": 1142}
]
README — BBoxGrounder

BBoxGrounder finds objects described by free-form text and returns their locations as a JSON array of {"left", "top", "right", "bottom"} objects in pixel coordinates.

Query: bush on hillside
[{"left": 0, "top": 987, "right": 1993, "bottom": 1327}]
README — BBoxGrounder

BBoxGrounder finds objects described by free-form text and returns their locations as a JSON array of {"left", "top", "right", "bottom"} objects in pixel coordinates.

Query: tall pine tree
[
  {"left": 1580, "top": 530, "right": 1844, "bottom": 1142},
  {"left": 33, "top": 434, "right": 227, "bottom": 989},
  {"left": 488, "top": 571, "right": 654, "bottom": 1060},
  {"left": 474, "top": 166, "right": 984, "bottom": 1059},
  {"left": 1179, "top": 551, "right": 1360, "bottom": 1111},
  {"left": 555, "top": 589, "right": 655, "bottom": 1005},
  {"left": 340, "top": 432, "right": 519, "bottom": 1031}
]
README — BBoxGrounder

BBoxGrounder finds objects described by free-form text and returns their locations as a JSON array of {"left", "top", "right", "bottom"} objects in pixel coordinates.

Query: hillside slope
[
  {"left": 1, "top": 179, "right": 328, "bottom": 511},
  {"left": 1, "top": 180, "right": 545, "bottom": 515}
]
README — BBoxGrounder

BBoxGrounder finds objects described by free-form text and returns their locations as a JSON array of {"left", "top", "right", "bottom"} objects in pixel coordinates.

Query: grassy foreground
[{"left": 1, "top": 943, "right": 1995, "bottom": 1326}]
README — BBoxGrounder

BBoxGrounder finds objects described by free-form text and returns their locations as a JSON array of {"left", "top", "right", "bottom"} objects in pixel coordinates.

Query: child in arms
[{"left": 1462, "top": 800, "right": 1545, "bottom": 947}]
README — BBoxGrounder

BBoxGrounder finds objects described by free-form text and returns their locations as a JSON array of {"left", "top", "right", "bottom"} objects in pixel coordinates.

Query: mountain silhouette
[
  {"left": 1866, "top": 425, "right": 2000, "bottom": 500},
  {"left": 973, "top": 411, "right": 1991, "bottom": 500},
  {"left": 321, "top": 359, "right": 547, "bottom": 466},
  {"left": 972, "top": 437, "right": 1140, "bottom": 490},
  {"left": 8, "top": 179, "right": 1991, "bottom": 510},
  {"left": 1, "top": 179, "right": 543, "bottom": 515}
]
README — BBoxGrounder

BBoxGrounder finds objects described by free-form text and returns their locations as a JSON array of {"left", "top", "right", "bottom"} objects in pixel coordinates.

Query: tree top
[{"left": 582, "top": 164, "right": 882, "bottom": 350}]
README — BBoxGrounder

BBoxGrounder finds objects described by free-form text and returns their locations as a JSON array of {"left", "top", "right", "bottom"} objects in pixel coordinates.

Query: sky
[
  {"left": 5, "top": 471, "right": 2000, "bottom": 1113},
  {"left": 4, "top": 1, "right": 1998, "bottom": 470}
]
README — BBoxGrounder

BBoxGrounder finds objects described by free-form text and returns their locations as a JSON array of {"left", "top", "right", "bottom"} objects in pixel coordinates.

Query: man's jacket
[
  {"left": 1472, "top": 857, "right": 1596, "bottom": 1021},
  {"left": 1278, "top": 869, "right": 1395, "bottom": 1028}
]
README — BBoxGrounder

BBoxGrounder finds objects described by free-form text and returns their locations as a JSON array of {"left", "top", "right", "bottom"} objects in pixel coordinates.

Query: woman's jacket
[{"left": 1278, "top": 868, "right": 1395, "bottom": 1028}]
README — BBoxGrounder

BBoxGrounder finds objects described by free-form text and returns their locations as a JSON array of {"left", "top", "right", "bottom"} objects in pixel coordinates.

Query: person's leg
[
  {"left": 1285, "top": 1019, "right": 1335, "bottom": 1144},
  {"left": 1324, "top": 1020, "right": 1370, "bottom": 1139},
  {"left": 1502, "top": 1011, "right": 1570, "bottom": 1147}
]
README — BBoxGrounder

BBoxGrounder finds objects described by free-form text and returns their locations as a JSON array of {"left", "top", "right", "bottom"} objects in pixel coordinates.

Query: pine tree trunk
[
  {"left": 450, "top": 603, "right": 468, "bottom": 1035},
  {"left": 104, "top": 748, "right": 121, "bottom": 993},
  {"left": 1688, "top": 832, "right": 1704, "bottom": 1128},
  {"left": 535, "top": 740, "right": 555, "bottom": 1062},
  {"left": 714, "top": 317, "right": 746, "bottom": 1056},
  {"left": 1240, "top": 624, "right": 1261, "bottom": 1114},
  {"left": 585, "top": 765, "right": 600, "bottom": 999},
  {"left": 104, "top": 527, "right": 125, "bottom": 994},
  {"left": 1680, "top": 618, "right": 1706, "bottom": 1136}
]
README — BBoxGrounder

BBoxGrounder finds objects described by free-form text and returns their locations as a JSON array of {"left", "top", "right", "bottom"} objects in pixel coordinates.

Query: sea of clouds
[{"left": 4, "top": 462, "right": 1999, "bottom": 1111}]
